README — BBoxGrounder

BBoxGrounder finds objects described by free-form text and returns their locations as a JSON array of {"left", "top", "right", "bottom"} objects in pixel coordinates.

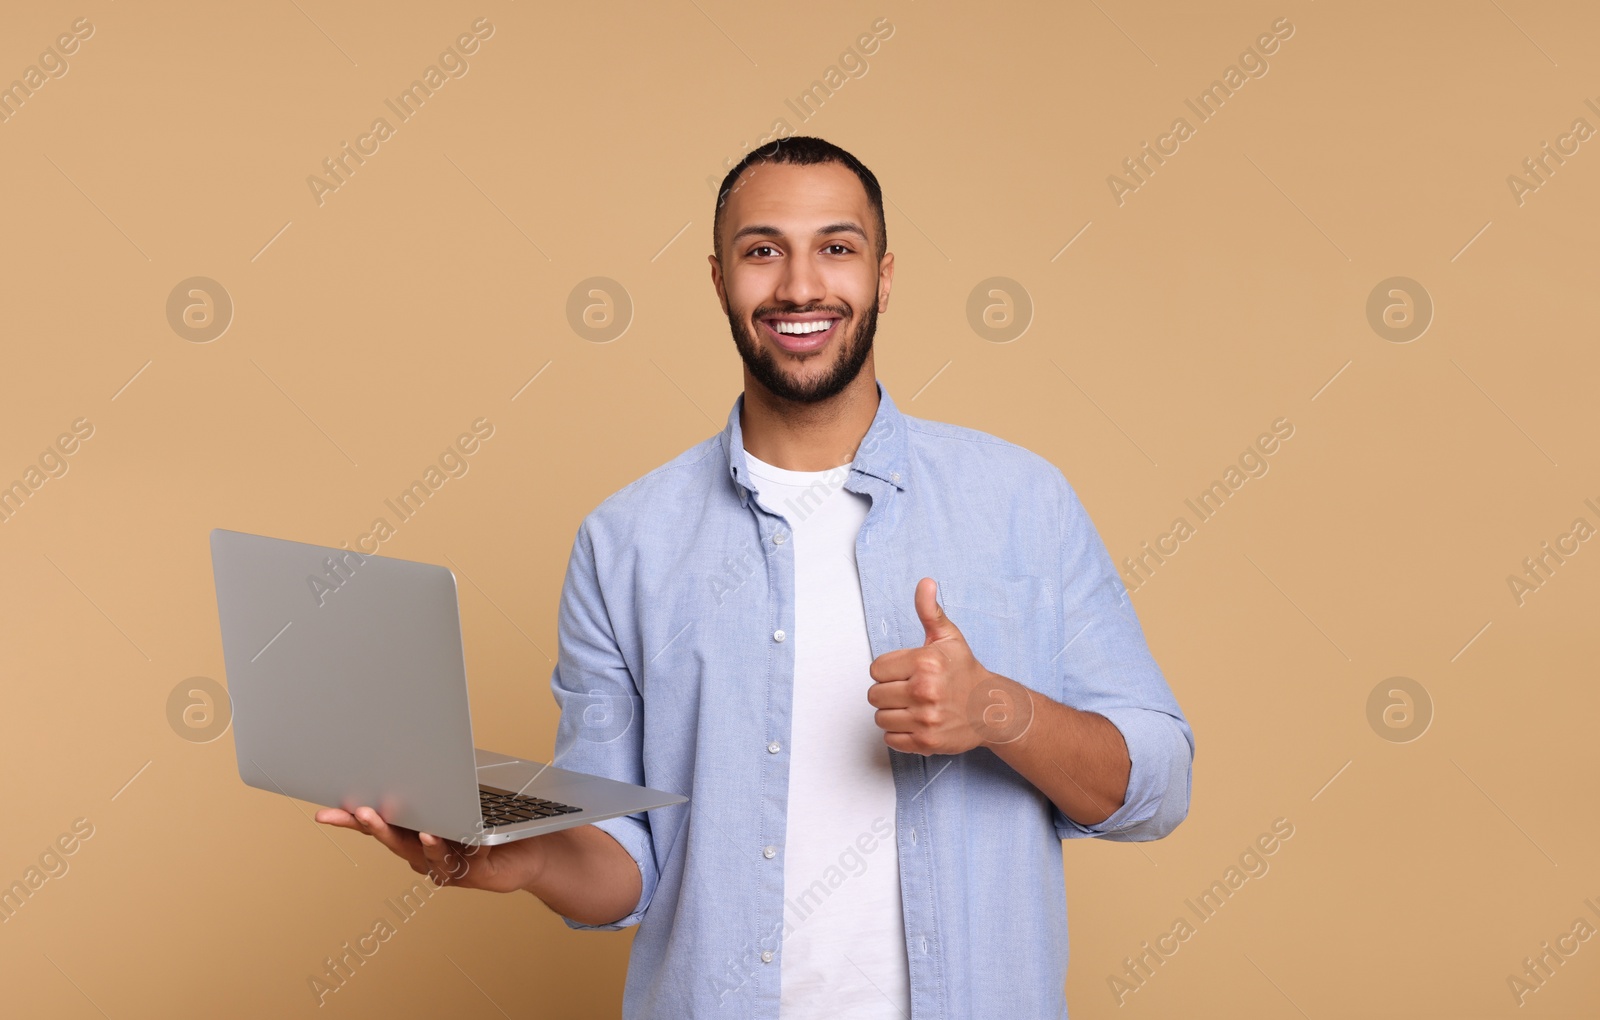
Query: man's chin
[{"left": 759, "top": 366, "right": 840, "bottom": 403}]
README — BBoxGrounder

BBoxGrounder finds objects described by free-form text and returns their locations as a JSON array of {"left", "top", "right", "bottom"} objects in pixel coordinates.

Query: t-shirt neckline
[{"left": 742, "top": 447, "right": 851, "bottom": 485}]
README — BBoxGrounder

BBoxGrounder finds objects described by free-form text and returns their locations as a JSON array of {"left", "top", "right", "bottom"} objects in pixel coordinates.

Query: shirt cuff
[
  {"left": 560, "top": 813, "right": 657, "bottom": 931},
  {"left": 1054, "top": 706, "right": 1193, "bottom": 842}
]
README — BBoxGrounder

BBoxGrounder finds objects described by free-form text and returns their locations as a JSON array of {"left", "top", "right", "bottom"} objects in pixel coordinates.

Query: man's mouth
[{"left": 759, "top": 314, "right": 842, "bottom": 354}]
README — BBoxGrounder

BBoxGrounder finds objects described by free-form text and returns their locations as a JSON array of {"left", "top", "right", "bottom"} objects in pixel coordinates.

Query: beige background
[{"left": 1, "top": 0, "right": 1596, "bottom": 1016}]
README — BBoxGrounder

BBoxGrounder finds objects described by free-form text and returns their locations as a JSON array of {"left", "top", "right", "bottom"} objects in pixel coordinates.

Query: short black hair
[{"left": 712, "top": 135, "right": 887, "bottom": 265}]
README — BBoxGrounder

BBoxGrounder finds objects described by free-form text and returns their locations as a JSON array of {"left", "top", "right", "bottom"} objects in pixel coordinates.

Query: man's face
[{"left": 711, "top": 161, "right": 892, "bottom": 404}]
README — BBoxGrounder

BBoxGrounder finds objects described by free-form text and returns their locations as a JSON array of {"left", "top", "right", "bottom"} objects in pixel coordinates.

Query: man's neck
[{"left": 739, "top": 370, "right": 879, "bottom": 472}]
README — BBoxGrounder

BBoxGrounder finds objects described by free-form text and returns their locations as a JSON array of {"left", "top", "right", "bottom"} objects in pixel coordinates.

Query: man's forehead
[{"left": 724, "top": 162, "right": 869, "bottom": 231}]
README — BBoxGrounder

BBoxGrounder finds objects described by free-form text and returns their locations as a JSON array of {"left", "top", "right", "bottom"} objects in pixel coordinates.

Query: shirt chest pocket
[{"left": 936, "top": 573, "right": 1057, "bottom": 687}]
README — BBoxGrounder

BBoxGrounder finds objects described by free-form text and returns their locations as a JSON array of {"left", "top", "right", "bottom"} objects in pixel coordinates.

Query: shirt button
[
  {"left": 763, "top": 845, "right": 776, "bottom": 859},
  {"left": 773, "top": 530, "right": 788, "bottom": 545},
  {"left": 891, "top": 471, "right": 901, "bottom": 483},
  {"left": 767, "top": 741, "right": 781, "bottom": 754},
  {"left": 761, "top": 950, "right": 774, "bottom": 963},
  {"left": 773, "top": 629, "right": 786, "bottom": 642}
]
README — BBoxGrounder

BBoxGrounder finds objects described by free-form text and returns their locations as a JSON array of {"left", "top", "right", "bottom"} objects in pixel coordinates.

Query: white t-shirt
[{"left": 743, "top": 448, "right": 911, "bottom": 1019}]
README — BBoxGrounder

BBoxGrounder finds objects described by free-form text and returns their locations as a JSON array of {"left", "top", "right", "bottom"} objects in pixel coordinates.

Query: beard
[{"left": 726, "top": 297, "right": 877, "bottom": 405}]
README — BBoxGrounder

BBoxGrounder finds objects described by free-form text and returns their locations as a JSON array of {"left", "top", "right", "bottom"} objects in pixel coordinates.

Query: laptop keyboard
[{"left": 479, "top": 787, "right": 583, "bottom": 828}]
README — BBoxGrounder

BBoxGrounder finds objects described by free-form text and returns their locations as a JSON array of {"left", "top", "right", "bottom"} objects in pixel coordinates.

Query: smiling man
[{"left": 318, "top": 135, "right": 1194, "bottom": 1018}]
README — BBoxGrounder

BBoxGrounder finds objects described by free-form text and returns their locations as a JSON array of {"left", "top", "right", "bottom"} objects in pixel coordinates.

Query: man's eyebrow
[{"left": 729, "top": 222, "right": 869, "bottom": 245}]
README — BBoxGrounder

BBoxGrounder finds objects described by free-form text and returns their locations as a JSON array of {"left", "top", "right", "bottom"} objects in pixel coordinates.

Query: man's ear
[
  {"left": 708, "top": 253, "right": 729, "bottom": 314},
  {"left": 877, "top": 250, "right": 895, "bottom": 312}
]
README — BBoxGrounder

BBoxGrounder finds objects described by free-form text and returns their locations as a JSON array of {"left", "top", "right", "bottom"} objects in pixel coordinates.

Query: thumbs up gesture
[{"left": 867, "top": 577, "right": 1034, "bottom": 755}]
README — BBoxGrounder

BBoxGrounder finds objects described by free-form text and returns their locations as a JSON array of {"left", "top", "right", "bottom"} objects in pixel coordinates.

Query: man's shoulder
[
  {"left": 581, "top": 432, "right": 726, "bottom": 535},
  {"left": 901, "top": 411, "right": 1066, "bottom": 489}
]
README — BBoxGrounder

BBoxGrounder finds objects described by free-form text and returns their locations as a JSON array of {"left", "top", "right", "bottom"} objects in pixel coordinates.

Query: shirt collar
[{"left": 723, "top": 377, "right": 909, "bottom": 506}]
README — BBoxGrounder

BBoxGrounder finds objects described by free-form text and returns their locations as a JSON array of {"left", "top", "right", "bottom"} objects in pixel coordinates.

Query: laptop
[{"left": 209, "top": 528, "right": 685, "bottom": 846}]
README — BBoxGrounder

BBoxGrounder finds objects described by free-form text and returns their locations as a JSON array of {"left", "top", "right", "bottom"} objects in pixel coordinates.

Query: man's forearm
[
  {"left": 521, "top": 825, "right": 643, "bottom": 926},
  {"left": 982, "top": 675, "right": 1131, "bottom": 827}
]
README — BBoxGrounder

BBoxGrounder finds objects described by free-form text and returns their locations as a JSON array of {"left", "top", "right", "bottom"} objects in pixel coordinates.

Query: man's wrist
[{"left": 969, "top": 671, "right": 1036, "bottom": 748}]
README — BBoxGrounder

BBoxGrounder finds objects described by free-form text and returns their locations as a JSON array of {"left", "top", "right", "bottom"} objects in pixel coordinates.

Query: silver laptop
[{"left": 209, "top": 528, "right": 685, "bottom": 846}]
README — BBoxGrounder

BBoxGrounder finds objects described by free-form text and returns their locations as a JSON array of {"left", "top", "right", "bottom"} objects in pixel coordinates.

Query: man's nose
[{"left": 774, "top": 254, "right": 826, "bottom": 307}]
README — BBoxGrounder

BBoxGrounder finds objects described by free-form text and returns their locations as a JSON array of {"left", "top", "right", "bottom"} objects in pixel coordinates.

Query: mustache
[{"left": 753, "top": 305, "right": 850, "bottom": 319}]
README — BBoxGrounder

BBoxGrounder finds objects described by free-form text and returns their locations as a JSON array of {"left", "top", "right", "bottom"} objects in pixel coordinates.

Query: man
[{"left": 317, "top": 136, "right": 1194, "bottom": 1017}]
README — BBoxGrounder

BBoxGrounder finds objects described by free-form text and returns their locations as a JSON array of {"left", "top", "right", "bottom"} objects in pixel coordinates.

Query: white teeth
[{"left": 771, "top": 319, "right": 833, "bottom": 335}]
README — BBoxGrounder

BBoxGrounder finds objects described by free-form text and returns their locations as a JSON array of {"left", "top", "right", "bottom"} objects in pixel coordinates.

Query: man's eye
[
  {"left": 823, "top": 244, "right": 853, "bottom": 255},
  {"left": 748, "top": 245, "right": 778, "bottom": 258}
]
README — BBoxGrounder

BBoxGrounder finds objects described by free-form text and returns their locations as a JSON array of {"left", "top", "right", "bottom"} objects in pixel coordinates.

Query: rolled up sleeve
[
  {"left": 1048, "top": 469, "right": 1195, "bottom": 843},
  {"left": 549, "top": 518, "right": 657, "bottom": 930}
]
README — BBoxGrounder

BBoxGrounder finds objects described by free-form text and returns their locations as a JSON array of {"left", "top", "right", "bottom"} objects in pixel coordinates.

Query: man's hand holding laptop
[{"left": 315, "top": 806, "right": 643, "bottom": 926}]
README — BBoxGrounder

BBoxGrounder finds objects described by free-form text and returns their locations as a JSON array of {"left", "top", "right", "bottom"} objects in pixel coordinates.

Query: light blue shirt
[{"left": 548, "top": 378, "right": 1194, "bottom": 1018}]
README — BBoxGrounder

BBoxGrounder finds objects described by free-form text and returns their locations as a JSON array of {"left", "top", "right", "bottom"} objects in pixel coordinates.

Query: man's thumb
[{"left": 917, "top": 577, "right": 958, "bottom": 644}]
